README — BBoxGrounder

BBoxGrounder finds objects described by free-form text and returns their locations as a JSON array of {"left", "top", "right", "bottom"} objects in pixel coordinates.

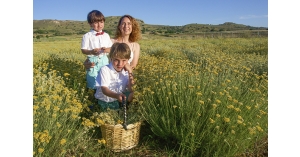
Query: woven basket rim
[{"left": 101, "top": 121, "right": 142, "bottom": 129}]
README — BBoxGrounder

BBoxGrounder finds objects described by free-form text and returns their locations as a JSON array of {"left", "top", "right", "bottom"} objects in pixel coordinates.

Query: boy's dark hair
[{"left": 87, "top": 10, "right": 105, "bottom": 24}]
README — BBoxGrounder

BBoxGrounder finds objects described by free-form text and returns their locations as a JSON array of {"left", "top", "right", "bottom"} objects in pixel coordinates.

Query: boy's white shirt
[
  {"left": 94, "top": 63, "right": 129, "bottom": 102},
  {"left": 81, "top": 29, "right": 112, "bottom": 57}
]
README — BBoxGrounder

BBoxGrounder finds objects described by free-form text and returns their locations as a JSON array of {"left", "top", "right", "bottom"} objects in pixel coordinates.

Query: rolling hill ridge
[{"left": 33, "top": 16, "right": 268, "bottom": 38}]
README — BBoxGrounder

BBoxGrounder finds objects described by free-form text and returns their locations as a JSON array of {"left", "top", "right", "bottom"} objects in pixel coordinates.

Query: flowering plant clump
[
  {"left": 88, "top": 104, "right": 144, "bottom": 127},
  {"left": 136, "top": 38, "right": 268, "bottom": 157}
]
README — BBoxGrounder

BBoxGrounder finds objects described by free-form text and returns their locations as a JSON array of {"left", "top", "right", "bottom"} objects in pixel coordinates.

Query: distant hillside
[{"left": 33, "top": 16, "right": 268, "bottom": 38}]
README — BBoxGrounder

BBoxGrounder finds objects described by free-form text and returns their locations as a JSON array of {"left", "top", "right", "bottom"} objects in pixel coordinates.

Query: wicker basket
[{"left": 100, "top": 121, "right": 142, "bottom": 152}]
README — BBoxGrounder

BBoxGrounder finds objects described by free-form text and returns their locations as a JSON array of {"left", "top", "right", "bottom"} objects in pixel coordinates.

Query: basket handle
[{"left": 122, "top": 96, "right": 127, "bottom": 130}]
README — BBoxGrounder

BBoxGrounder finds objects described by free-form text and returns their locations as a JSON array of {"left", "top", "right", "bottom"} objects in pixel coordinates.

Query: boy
[
  {"left": 81, "top": 10, "right": 112, "bottom": 90},
  {"left": 94, "top": 43, "right": 134, "bottom": 111}
]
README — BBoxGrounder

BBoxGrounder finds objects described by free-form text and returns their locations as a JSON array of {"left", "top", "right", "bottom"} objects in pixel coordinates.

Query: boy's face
[
  {"left": 111, "top": 57, "right": 128, "bottom": 72},
  {"left": 90, "top": 21, "right": 104, "bottom": 32}
]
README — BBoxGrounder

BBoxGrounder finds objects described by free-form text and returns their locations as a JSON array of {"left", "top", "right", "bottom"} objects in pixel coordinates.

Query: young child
[
  {"left": 81, "top": 10, "right": 113, "bottom": 90},
  {"left": 94, "top": 43, "right": 134, "bottom": 111}
]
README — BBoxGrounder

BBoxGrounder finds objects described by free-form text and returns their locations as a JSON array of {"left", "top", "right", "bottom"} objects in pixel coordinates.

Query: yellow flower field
[{"left": 33, "top": 37, "right": 268, "bottom": 156}]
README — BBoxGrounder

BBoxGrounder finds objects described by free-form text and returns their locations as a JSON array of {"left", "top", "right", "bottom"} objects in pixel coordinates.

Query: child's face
[
  {"left": 90, "top": 21, "right": 104, "bottom": 32},
  {"left": 111, "top": 57, "right": 128, "bottom": 72}
]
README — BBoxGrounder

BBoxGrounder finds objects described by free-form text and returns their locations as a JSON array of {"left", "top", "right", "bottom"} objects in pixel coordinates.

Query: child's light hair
[{"left": 109, "top": 43, "right": 131, "bottom": 60}]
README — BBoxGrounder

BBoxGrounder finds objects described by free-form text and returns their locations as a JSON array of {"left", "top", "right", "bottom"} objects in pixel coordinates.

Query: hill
[{"left": 33, "top": 16, "right": 268, "bottom": 38}]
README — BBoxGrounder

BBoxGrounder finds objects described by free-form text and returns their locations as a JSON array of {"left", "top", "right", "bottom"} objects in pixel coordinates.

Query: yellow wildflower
[
  {"left": 223, "top": 117, "right": 230, "bottom": 123},
  {"left": 212, "top": 104, "right": 217, "bottom": 108},
  {"left": 117, "top": 120, "right": 123, "bottom": 124},
  {"left": 233, "top": 99, "right": 238, "bottom": 103},
  {"left": 96, "top": 118, "right": 105, "bottom": 125},
  {"left": 256, "top": 115, "right": 261, "bottom": 118},
  {"left": 256, "top": 126, "right": 263, "bottom": 132},
  {"left": 231, "top": 130, "right": 235, "bottom": 134},
  {"left": 234, "top": 108, "right": 241, "bottom": 112},
  {"left": 199, "top": 100, "right": 204, "bottom": 105},
  {"left": 38, "top": 148, "right": 44, "bottom": 153},
  {"left": 227, "top": 105, "right": 234, "bottom": 109},
  {"left": 188, "top": 85, "right": 194, "bottom": 88},
  {"left": 33, "top": 105, "right": 39, "bottom": 110},
  {"left": 98, "top": 139, "right": 106, "bottom": 144},
  {"left": 260, "top": 110, "right": 267, "bottom": 115},
  {"left": 60, "top": 139, "right": 67, "bottom": 145},
  {"left": 248, "top": 127, "right": 256, "bottom": 135},
  {"left": 56, "top": 122, "right": 61, "bottom": 128},
  {"left": 196, "top": 92, "right": 202, "bottom": 96},
  {"left": 237, "top": 115, "right": 243, "bottom": 120}
]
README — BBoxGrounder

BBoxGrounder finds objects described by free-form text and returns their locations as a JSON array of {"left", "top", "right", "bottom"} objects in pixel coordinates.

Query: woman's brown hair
[{"left": 114, "top": 15, "right": 141, "bottom": 42}]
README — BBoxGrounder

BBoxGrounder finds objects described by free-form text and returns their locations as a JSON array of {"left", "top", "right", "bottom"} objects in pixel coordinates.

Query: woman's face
[{"left": 119, "top": 17, "right": 132, "bottom": 35}]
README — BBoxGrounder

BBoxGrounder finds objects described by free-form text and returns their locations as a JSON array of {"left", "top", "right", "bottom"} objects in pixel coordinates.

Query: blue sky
[{"left": 33, "top": 0, "right": 268, "bottom": 27}]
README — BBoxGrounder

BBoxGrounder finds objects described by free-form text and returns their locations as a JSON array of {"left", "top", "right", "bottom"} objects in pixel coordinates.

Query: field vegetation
[
  {"left": 33, "top": 35, "right": 268, "bottom": 156},
  {"left": 33, "top": 17, "right": 267, "bottom": 39}
]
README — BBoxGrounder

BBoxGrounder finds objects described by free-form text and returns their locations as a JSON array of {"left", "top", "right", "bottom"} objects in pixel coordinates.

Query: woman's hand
[
  {"left": 83, "top": 59, "right": 95, "bottom": 69},
  {"left": 128, "top": 73, "right": 135, "bottom": 84},
  {"left": 124, "top": 63, "right": 133, "bottom": 73}
]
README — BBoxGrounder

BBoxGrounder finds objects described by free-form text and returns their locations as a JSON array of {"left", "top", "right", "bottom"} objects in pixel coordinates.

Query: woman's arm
[
  {"left": 127, "top": 73, "right": 134, "bottom": 92},
  {"left": 130, "top": 42, "right": 140, "bottom": 69}
]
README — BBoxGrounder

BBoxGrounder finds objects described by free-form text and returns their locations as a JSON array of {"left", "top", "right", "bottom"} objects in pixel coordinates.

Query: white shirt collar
[
  {"left": 107, "top": 63, "right": 126, "bottom": 74},
  {"left": 90, "top": 29, "right": 103, "bottom": 35}
]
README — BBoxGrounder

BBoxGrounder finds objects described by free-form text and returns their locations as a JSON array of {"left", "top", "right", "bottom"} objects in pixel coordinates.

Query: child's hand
[
  {"left": 92, "top": 48, "right": 102, "bottom": 55},
  {"left": 117, "top": 93, "right": 126, "bottom": 103},
  {"left": 84, "top": 59, "right": 95, "bottom": 69},
  {"left": 101, "top": 47, "right": 109, "bottom": 53}
]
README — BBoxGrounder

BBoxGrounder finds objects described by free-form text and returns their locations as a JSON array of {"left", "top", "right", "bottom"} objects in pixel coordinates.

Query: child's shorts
[
  {"left": 86, "top": 55, "right": 109, "bottom": 89},
  {"left": 97, "top": 91, "right": 131, "bottom": 111},
  {"left": 98, "top": 100, "right": 120, "bottom": 111}
]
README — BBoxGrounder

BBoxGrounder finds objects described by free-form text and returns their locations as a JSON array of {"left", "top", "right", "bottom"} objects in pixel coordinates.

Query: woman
[{"left": 84, "top": 14, "right": 141, "bottom": 72}]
